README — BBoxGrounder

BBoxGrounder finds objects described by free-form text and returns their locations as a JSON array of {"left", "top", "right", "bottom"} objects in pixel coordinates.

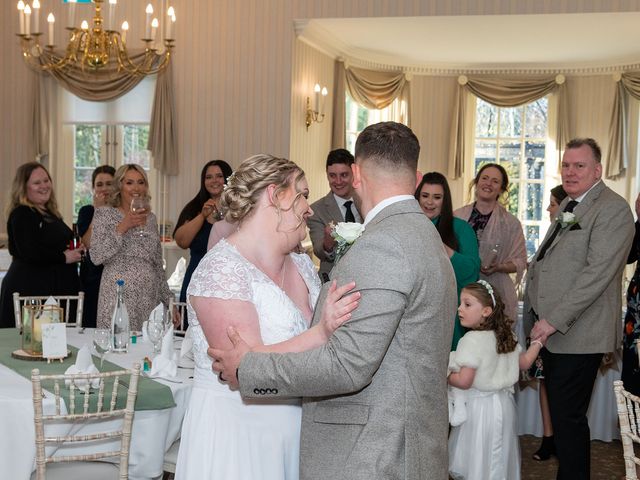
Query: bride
[{"left": 175, "top": 154, "right": 359, "bottom": 480}]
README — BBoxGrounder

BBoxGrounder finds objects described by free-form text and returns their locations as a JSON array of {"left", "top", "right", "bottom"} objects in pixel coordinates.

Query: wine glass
[
  {"left": 130, "top": 196, "right": 150, "bottom": 237},
  {"left": 147, "top": 316, "right": 165, "bottom": 354},
  {"left": 93, "top": 328, "right": 112, "bottom": 369}
]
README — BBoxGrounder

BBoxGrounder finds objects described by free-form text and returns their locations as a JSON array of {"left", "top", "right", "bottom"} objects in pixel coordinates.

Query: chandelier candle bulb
[
  {"left": 121, "top": 20, "right": 128, "bottom": 44},
  {"left": 166, "top": 6, "right": 174, "bottom": 39},
  {"left": 68, "top": 0, "right": 76, "bottom": 29},
  {"left": 17, "top": 1, "right": 25, "bottom": 35},
  {"left": 145, "top": 3, "right": 153, "bottom": 38},
  {"left": 24, "top": 4, "right": 31, "bottom": 37},
  {"left": 108, "top": 0, "right": 116, "bottom": 31},
  {"left": 81, "top": 20, "right": 88, "bottom": 30},
  {"left": 321, "top": 86, "right": 328, "bottom": 113},
  {"left": 32, "top": 0, "right": 39, "bottom": 34},
  {"left": 314, "top": 83, "right": 321, "bottom": 112},
  {"left": 151, "top": 17, "right": 158, "bottom": 46},
  {"left": 47, "top": 13, "right": 54, "bottom": 45}
]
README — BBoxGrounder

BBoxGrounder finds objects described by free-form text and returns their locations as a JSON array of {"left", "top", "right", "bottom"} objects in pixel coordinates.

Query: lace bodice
[{"left": 186, "top": 239, "right": 321, "bottom": 370}]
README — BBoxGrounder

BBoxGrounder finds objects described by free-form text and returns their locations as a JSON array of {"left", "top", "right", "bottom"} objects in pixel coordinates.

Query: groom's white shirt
[{"left": 363, "top": 194, "right": 414, "bottom": 226}]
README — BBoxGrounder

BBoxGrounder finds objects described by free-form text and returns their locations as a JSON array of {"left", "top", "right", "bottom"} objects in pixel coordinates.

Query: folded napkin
[
  {"left": 178, "top": 327, "right": 195, "bottom": 368},
  {"left": 149, "top": 325, "right": 178, "bottom": 378},
  {"left": 44, "top": 296, "right": 58, "bottom": 306},
  {"left": 64, "top": 345, "right": 100, "bottom": 392},
  {"left": 167, "top": 257, "right": 187, "bottom": 290}
]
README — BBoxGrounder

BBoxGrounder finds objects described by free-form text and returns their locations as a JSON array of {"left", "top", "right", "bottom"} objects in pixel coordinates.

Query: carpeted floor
[{"left": 520, "top": 435, "right": 625, "bottom": 479}]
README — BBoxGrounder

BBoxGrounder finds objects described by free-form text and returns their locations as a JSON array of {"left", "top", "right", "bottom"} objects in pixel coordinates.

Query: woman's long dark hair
[
  {"left": 415, "top": 172, "right": 459, "bottom": 251},
  {"left": 173, "top": 160, "right": 233, "bottom": 235}
]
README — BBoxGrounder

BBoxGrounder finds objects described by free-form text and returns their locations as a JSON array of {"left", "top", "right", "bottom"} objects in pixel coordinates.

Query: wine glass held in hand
[
  {"left": 130, "top": 196, "right": 151, "bottom": 237},
  {"left": 93, "top": 328, "right": 112, "bottom": 369}
]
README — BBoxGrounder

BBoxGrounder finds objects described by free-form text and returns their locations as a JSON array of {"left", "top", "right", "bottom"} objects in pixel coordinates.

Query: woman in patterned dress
[{"left": 91, "top": 164, "right": 172, "bottom": 331}]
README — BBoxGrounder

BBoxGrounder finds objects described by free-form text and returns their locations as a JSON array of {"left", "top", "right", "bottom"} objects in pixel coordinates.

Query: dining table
[{"left": 0, "top": 327, "right": 193, "bottom": 480}]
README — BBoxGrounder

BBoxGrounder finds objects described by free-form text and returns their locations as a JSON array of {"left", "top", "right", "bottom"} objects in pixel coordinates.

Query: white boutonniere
[
  {"left": 557, "top": 211, "right": 579, "bottom": 229},
  {"left": 331, "top": 222, "right": 365, "bottom": 263}
]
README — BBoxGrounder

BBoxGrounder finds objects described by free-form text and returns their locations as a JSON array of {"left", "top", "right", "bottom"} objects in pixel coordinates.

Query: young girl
[{"left": 448, "top": 280, "right": 544, "bottom": 480}]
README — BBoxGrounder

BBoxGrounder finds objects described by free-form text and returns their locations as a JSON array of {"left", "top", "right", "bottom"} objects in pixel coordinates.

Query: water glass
[
  {"left": 147, "top": 318, "right": 165, "bottom": 354},
  {"left": 93, "top": 328, "right": 112, "bottom": 369}
]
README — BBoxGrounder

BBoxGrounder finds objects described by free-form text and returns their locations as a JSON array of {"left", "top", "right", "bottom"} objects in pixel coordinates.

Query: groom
[{"left": 210, "top": 122, "right": 457, "bottom": 479}]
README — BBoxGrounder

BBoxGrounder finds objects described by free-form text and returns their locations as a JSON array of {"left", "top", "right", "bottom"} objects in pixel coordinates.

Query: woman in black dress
[
  {"left": 622, "top": 193, "right": 640, "bottom": 395},
  {"left": 0, "top": 162, "right": 83, "bottom": 328},
  {"left": 77, "top": 165, "right": 116, "bottom": 328},
  {"left": 173, "top": 160, "right": 232, "bottom": 328}
]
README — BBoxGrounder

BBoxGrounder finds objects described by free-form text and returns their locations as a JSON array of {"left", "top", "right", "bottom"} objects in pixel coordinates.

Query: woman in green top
[{"left": 415, "top": 172, "right": 480, "bottom": 349}]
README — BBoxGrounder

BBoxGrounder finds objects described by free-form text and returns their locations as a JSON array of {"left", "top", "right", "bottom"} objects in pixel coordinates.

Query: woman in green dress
[{"left": 415, "top": 172, "right": 480, "bottom": 349}]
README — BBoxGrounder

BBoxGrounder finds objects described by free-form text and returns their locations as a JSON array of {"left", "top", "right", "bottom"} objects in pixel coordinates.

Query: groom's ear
[
  {"left": 351, "top": 163, "right": 361, "bottom": 189},
  {"left": 415, "top": 170, "right": 423, "bottom": 189}
]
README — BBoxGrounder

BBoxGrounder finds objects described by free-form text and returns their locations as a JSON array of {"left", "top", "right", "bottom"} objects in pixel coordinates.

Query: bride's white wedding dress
[{"left": 175, "top": 239, "right": 320, "bottom": 480}]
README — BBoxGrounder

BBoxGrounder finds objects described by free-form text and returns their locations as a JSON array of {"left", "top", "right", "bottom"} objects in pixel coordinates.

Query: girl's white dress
[
  {"left": 448, "top": 330, "right": 522, "bottom": 480},
  {"left": 175, "top": 239, "right": 320, "bottom": 480}
]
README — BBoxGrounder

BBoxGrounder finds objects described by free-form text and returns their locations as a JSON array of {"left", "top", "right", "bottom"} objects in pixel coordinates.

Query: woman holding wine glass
[
  {"left": 173, "top": 160, "right": 233, "bottom": 328},
  {"left": 90, "top": 164, "right": 173, "bottom": 332}
]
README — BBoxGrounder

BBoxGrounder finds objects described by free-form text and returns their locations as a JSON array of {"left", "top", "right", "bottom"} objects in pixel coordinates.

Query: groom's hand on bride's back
[{"left": 209, "top": 326, "right": 249, "bottom": 389}]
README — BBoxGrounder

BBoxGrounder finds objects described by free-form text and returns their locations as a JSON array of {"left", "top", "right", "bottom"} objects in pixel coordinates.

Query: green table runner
[{"left": 0, "top": 329, "right": 176, "bottom": 411}]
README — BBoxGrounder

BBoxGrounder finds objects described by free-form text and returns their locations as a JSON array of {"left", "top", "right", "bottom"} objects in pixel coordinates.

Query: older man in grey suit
[
  {"left": 525, "top": 138, "right": 634, "bottom": 480},
  {"left": 211, "top": 122, "right": 457, "bottom": 479},
  {"left": 307, "top": 148, "right": 362, "bottom": 281}
]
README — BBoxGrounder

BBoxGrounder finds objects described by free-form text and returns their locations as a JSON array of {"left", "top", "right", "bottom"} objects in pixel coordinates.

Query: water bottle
[{"left": 111, "top": 279, "right": 130, "bottom": 353}]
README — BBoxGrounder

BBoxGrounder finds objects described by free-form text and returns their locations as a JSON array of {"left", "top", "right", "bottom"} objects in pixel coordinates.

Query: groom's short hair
[{"left": 354, "top": 122, "right": 420, "bottom": 173}]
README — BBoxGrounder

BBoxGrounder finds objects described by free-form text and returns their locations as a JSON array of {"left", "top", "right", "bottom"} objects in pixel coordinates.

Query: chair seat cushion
[{"left": 30, "top": 461, "right": 120, "bottom": 480}]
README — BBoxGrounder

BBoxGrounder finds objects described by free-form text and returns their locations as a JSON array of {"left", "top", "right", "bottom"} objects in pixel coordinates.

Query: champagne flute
[
  {"left": 93, "top": 328, "right": 112, "bottom": 369},
  {"left": 130, "top": 196, "right": 150, "bottom": 237}
]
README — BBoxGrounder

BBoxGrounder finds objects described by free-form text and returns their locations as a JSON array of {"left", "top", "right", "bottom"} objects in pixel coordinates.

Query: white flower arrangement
[
  {"left": 331, "top": 222, "right": 365, "bottom": 262},
  {"left": 557, "top": 211, "right": 579, "bottom": 229}
]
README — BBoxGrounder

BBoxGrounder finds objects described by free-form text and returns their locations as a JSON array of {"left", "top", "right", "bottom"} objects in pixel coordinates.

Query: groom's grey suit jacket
[
  {"left": 238, "top": 199, "right": 457, "bottom": 480},
  {"left": 524, "top": 181, "right": 634, "bottom": 353}
]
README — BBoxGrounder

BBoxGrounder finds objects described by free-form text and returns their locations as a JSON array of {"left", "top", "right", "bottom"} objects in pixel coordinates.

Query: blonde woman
[
  {"left": 0, "top": 162, "right": 83, "bottom": 328},
  {"left": 91, "top": 164, "right": 172, "bottom": 331},
  {"left": 175, "top": 154, "right": 358, "bottom": 480}
]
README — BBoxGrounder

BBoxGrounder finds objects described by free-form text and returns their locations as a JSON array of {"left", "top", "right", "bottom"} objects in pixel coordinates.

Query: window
[
  {"left": 72, "top": 124, "right": 151, "bottom": 218},
  {"left": 345, "top": 94, "right": 407, "bottom": 153},
  {"left": 473, "top": 97, "right": 550, "bottom": 257}
]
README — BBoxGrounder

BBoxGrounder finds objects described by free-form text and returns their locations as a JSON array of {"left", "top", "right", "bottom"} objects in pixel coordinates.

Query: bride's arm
[{"left": 194, "top": 281, "right": 359, "bottom": 355}]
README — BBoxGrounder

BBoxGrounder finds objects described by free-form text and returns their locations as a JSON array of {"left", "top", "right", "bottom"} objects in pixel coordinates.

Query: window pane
[
  {"left": 525, "top": 183, "right": 543, "bottom": 221},
  {"left": 525, "top": 98, "right": 548, "bottom": 138},
  {"left": 498, "top": 107, "right": 523, "bottom": 138},
  {"left": 74, "top": 125, "right": 102, "bottom": 168},
  {"left": 498, "top": 141, "right": 521, "bottom": 181},
  {"left": 525, "top": 141, "right": 546, "bottom": 179},
  {"left": 475, "top": 141, "right": 497, "bottom": 168},
  {"left": 506, "top": 183, "right": 519, "bottom": 217},
  {"left": 475, "top": 99, "right": 497, "bottom": 138},
  {"left": 74, "top": 168, "right": 93, "bottom": 217},
  {"left": 524, "top": 225, "right": 540, "bottom": 258},
  {"left": 123, "top": 125, "right": 151, "bottom": 169}
]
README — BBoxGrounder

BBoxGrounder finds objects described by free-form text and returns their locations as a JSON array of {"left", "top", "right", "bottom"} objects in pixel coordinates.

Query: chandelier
[{"left": 16, "top": 0, "right": 175, "bottom": 75}]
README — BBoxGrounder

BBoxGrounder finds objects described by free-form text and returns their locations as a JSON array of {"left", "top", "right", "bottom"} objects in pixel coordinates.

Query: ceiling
[{"left": 297, "top": 13, "right": 640, "bottom": 73}]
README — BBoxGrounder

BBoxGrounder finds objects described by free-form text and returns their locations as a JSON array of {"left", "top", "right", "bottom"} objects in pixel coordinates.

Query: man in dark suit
[
  {"left": 307, "top": 149, "right": 362, "bottom": 281},
  {"left": 525, "top": 138, "right": 634, "bottom": 479}
]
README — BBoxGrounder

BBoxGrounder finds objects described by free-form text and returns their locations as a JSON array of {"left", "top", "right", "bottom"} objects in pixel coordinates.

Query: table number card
[{"left": 42, "top": 323, "right": 68, "bottom": 360}]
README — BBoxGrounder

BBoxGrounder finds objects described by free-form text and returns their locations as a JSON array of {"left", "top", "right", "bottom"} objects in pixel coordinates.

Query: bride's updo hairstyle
[{"left": 221, "top": 154, "right": 306, "bottom": 228}]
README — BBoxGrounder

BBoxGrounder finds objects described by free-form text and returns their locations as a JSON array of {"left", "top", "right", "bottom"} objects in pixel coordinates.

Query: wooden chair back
[
  {"left": 13, "top": 292, "right": 85, "bottom": 329},
  {"left": 169, "top": 298, "right": 188, "bottom": 332},
  {"left": 31, "top": 363, "right": 140, "bottom": 480},
  {"left": 614, "top": 379, "right": 640, "bottom": 479}
]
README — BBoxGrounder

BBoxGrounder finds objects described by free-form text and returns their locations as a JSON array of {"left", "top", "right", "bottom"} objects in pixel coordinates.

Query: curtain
[
  {"left": 148, "top": 63, "right": 179, "bottom": 176},
  {"left": 31, "top": 71, "right": 49, "bottom": 162},
  {"left": 605, "top": 72, "right": 640, "bottom": 179},
  {"left": 331, "top": 60, "right": 346, "bottom": 149},
  {"left": 449, "top": 74, "right": 568, "bottom": 179}
]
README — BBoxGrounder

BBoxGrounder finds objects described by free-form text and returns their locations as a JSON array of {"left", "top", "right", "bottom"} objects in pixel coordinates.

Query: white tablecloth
[
  {"left": 514, "top": 303, "right": 621, "bottom": 442},
  {"left": 0, "top": 329, "right": 193, "bottom": 480}
]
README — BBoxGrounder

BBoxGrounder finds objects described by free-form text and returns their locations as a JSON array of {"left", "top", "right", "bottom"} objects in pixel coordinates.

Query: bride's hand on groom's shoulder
[
  {"left": 320, "top": 280, "right": 360, "bottom": 339},
  {"left": 208, "top": 326, "right": 249, "bottom": 389}
]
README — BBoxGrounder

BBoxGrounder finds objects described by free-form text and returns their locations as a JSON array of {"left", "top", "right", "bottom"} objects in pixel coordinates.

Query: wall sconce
[{"left": 305, "top": 83, "right": 328, "bottom": 130}]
